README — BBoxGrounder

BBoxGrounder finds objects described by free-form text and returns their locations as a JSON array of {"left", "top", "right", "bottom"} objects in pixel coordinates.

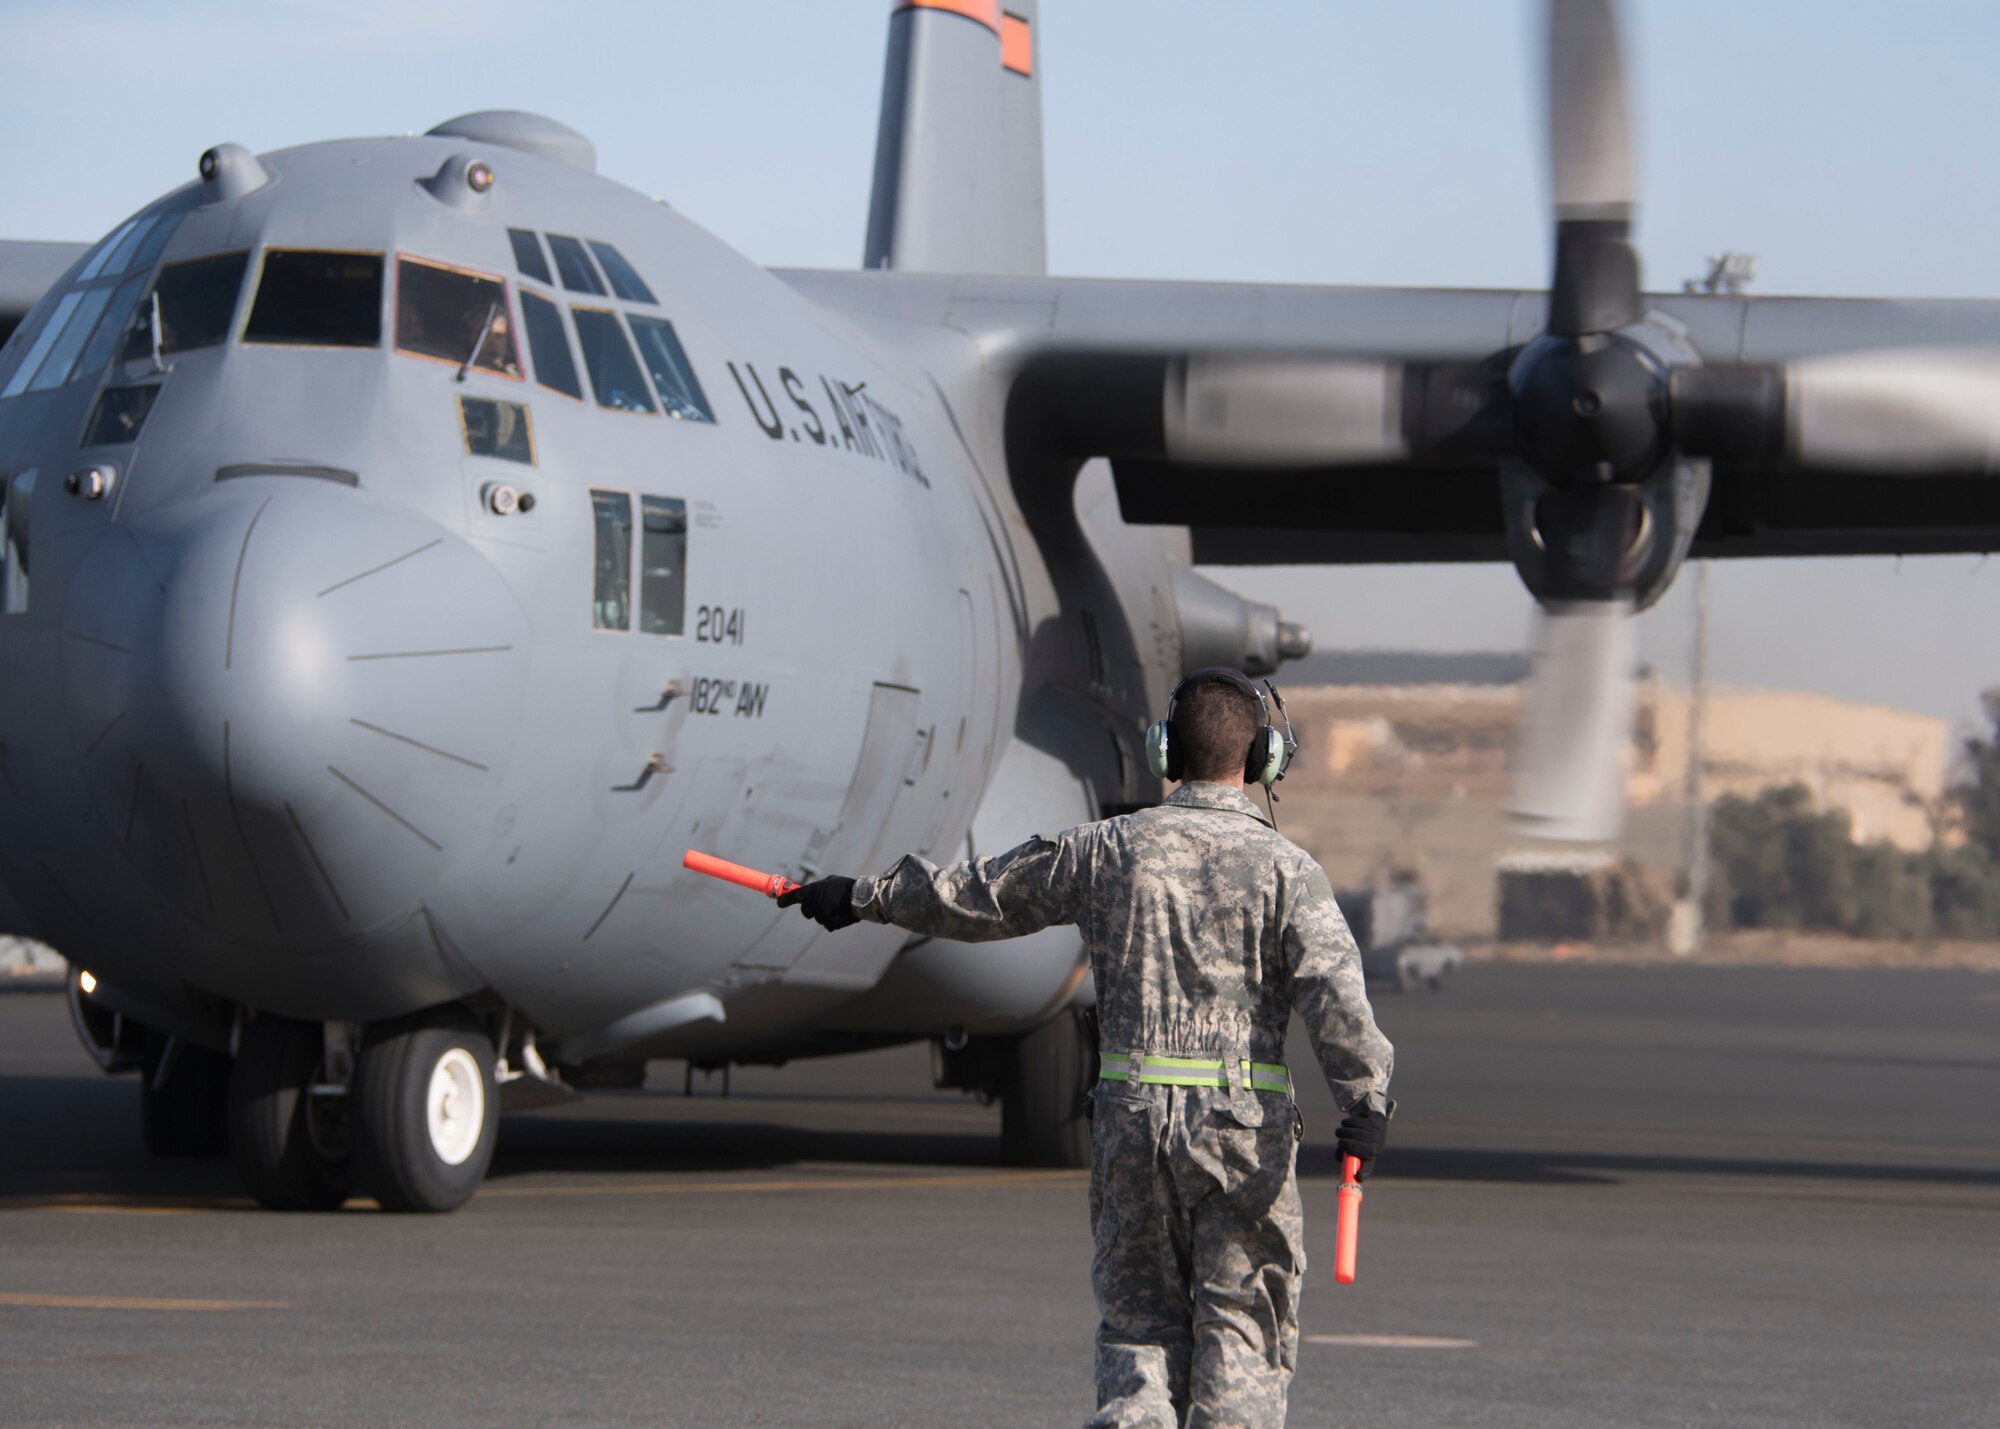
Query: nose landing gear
[
  {"left": 225, "top": 1007, "right": 499, "bottom": 1213},
  {"left": 351, "top": 1011, "right": 499, "bottom": 1214}
]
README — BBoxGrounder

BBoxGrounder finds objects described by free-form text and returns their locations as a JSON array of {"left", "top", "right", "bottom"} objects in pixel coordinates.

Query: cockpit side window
[
  {"left": 590, "top": 489, "right": 633, "bottom": 631},
  {"left": 81, "top": 386, "right": 161, "bottom": 447},
  {"left": 638, "top": 496, "right": 687, "bottom": 636},
  {"left": 121, "top": 252, "right": 251, "bottom": 362},
  {"left": 244, "top": 250, "right": 383, "bottom": 348},
  {"left": 545, "top": 234, "right": 606, "bottom": 296},
  {"left": 518, "top": 291, "right": 581, "bottom": 401},
  {"left": 76, "top": 220, "right": 140, "bottom": 284},
  {"left": 459, "top": 396, "right": 534, "bottom": 465},
  {"left": 571, "top": 307, "right": 655, "bottom": 414},
  {"left": 508, "top": 229, "right": 553, "bottom": 286},
  {"left": 5, "top": 290, "right": 95, "bottom": 398},
  {"left": 626, "top": 316, "right": 713, "bottom": 423},
  {"left": 0, "top": 211, "right": 182, "bottom": 399},
  {"left": 587, "top": 242, "right": 655, "bottom": 305},
  {"left": 394, "top": 257, "right": 520, "bottom": 378},
  {"left": 73, "top": 274, "right": 150, "bottom": 381},
  {"left": 25, "top": 287, "right": 116, "bottom": 394}
]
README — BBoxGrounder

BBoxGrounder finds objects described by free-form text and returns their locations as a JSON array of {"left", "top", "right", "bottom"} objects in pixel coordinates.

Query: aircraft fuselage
[{"left": 0, "top": 126, "right": 1147, "bottom": 1064}]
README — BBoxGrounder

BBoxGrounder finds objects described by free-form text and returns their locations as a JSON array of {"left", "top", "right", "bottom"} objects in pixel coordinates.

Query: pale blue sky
[{"left": 5, "top": 1, "right": 2000, "bottom": 729}]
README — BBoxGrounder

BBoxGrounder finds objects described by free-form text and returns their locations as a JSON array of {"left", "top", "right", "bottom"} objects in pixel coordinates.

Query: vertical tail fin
[{"left": 864, "top": 1, "right": 1047, "bottom": 276}]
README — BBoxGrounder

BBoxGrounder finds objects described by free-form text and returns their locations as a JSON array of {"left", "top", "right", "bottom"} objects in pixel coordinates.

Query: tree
[{"left": 1707, "top": 784, "right": 1859, "bottom": 931}]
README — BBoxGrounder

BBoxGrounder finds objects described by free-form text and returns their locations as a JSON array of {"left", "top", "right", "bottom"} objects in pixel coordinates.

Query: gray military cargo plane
[{"left": 6, "top": 0, "right": 2000, "bottom": 1211}]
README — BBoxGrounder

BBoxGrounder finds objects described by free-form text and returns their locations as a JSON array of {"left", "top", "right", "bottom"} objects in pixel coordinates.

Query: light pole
[
  {"left": 1666, "top": 254, "right": 1753, "bottom": 955},
  {"left": 1668, "top": 560, "right": 1711, "bottom": 955}
]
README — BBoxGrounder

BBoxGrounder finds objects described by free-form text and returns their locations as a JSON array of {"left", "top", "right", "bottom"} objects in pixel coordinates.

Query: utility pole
[
  {"left": 1667, "top": 253, "right": 1752, "bottom": 955},
  {"left": 1668, "top": 561, "right": 1711, "bottom": 956}
]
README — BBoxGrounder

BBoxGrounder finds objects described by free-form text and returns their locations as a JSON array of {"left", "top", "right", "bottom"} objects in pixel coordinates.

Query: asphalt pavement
[{"left": 2, "top": 963, "right": 1996, "bottom": 1427}]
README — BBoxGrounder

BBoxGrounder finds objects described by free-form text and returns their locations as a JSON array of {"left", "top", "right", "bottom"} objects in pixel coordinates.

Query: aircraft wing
[
  {"left": 0, "top": 240, "right": 89, "bottom": 346},
  {"left": 777, "top": 269, "right": 2000, "bottom": 565}
]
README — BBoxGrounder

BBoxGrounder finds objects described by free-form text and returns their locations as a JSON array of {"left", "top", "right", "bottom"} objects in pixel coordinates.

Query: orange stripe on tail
[
  {"left": 897, "top": 0, "right": 1001, "bottom": 34},
  {"left": 1000, "top": 12, "right": 1033, "bottom": 76}
]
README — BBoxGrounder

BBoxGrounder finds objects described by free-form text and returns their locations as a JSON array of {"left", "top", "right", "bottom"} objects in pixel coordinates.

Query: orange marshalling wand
[
  {"left": 1334, "top": 1154, "right": 1363, "bottom": 1284},
  {"left": 683, "top": 849, "right": 799, "bottom": 900}
]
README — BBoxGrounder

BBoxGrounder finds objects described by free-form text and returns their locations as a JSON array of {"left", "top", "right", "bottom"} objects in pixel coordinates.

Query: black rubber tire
[
  {"left": 228, "top": 1016, "right": 351, "bottom": 1211},
  {"left": 1000, "top": 1008, "right": 1094, "bottom": 1168},
  {"left": 352, "top": 1010, "right": 497, "bottom": 1214},
  {"left": 139, "top": 1031, "right": 231, "bottom": 1159}
]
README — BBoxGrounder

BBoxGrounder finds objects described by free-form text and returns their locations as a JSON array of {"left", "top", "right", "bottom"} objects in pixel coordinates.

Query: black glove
[
  {"left": 776, "top": 876, "right": 859, "bottom": 932},
  {"left": 1335, "top": 1099, "right": 1391, "bottom": 1182}
]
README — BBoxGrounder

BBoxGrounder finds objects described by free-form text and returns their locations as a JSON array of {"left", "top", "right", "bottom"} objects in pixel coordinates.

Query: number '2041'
[{"left": 696, "top": 606, "right": 744, "bottom": 645}]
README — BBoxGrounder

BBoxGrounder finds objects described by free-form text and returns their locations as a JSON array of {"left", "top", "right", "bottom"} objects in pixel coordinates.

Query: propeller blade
[
  {"left": 1162, "top": 356, "right": 1409, "bottom": 466},
  {"left": 1507, "top": 598, "right": 1637, "bottom": 843},
  {"left": 1544, "top": 0, "right": 1640, "bottom": 336},
  {"left": 1547, "top": 0, "right": 1634, "bottom": 223},
  {"left": 1785, "top": 349, "right": 2000, "bottom": 474}
]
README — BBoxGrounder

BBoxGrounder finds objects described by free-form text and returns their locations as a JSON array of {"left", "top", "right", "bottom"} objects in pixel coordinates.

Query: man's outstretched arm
[{"left": 782, "top": 831, "right": 1089, "bottom": 942}]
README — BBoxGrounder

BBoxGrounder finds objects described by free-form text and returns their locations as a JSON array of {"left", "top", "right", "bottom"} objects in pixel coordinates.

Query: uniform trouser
[{"left": 1085, "top": 1082, "right": 1305, "bottom": 1429}]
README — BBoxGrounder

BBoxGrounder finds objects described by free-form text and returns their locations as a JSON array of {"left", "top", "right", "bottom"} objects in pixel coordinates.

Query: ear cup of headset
[
  {"left": 1144, "top": 720, "right": 1178, "bottom": 781},
  {"left": 1247, "top": 726, "right": 1287, "bottom": 786}
]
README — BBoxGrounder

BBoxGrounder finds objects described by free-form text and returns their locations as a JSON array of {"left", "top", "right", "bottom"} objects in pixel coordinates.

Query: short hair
[{"left": 1175, "top": 677, "right": 1261, "bottom": 782}]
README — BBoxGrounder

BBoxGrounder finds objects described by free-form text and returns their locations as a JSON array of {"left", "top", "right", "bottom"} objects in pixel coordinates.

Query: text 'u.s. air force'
[{"left": 726, "top": 361, "right": 927, "bottom": 487}]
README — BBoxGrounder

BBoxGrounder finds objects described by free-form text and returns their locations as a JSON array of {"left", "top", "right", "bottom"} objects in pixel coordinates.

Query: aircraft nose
[{"left": 61, "top": 480, "right": 530, "bottom": 944}]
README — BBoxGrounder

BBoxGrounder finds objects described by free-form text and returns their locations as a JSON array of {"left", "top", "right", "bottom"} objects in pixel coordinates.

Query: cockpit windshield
[
  {"left": 121, "top": 252, "right": 250, "bottom": 362},
  {"left": 626, "top": 316, "right": 711, "bottom": 422},
  {"left": 545, "top": 235, "right": 606, "bottom": 296},
  {"left": 394, "top": 257, "right": 520, "bottom": 377},
  {"left": 588, "top": 242, "right": 655, "bottom": 305},
  {"left": 244, "top": 251, "right": 383, "bottom": 347}
]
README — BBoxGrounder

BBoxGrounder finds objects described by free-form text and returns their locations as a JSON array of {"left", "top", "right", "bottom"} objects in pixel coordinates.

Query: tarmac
[{"left": 2, "top": 962, "right": 1996, "bottom": 1427}]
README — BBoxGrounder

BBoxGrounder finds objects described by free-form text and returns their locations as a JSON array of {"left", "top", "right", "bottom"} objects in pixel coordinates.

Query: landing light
[{"left": 77, "top": 970, "right": 97, "bottom": 996}]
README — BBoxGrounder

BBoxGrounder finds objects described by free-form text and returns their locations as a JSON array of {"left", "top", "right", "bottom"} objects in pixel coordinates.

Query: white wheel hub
[{"left": 425, "top": 1047, "right": 485, "bottom": 1166}]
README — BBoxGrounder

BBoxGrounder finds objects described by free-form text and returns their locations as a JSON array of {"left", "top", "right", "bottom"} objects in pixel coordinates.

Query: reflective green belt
[{"left": 1099, "top": 1052, "right": 1290, "bottom": 1094}]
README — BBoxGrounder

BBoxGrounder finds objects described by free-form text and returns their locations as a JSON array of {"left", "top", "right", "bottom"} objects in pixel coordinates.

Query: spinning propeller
[{"left": 1160, "top": 0, "right": 2000, "bottom": 841}]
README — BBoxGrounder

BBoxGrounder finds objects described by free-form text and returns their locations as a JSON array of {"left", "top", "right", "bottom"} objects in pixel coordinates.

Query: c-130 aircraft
[{"left": 6, "top": 0, "right": 2000, "bottom": 1212}]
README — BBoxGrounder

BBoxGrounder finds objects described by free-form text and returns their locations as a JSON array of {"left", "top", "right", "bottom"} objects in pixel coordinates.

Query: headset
[{"left": 1144, "top": 667, "right": 1297, "bottom": 788}]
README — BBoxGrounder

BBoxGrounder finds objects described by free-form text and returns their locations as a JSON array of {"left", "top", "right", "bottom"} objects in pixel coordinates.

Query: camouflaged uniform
[{"left": 851, "top": 780, "right": 1394, "bottom": 1428}]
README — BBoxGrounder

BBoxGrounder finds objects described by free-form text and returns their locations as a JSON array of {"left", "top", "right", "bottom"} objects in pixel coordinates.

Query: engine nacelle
[{"left": 1169, "top": 566, "right": 1312, "bottom": 676}]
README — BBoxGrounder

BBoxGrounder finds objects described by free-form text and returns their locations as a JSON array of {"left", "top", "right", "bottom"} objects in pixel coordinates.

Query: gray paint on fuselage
[{"left": 0, "top": 125, "right": 1106, "bottom": 1056}]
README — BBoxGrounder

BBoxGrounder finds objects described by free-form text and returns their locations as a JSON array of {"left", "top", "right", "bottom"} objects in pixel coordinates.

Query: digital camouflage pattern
[
  {"left": 851, "top": 780, "right": 1394, "bottom": 1426},
  {"left": 1087, "top": 1082, "right": 1305, "bottom": 1427}
]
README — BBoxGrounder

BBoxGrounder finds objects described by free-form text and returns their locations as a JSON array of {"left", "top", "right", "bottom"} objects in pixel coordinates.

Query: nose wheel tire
[
  {"left": 228, "top": 1015, "right": 352, "bottom": 1211},
  {"left": 353, "top": 1011, "right": 498, "bottom": 1213}
]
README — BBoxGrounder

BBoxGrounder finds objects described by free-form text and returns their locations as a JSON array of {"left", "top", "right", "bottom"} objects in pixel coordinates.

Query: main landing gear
[
  {"left": 933, "top": 1007, "right": 1095, "bottom": 1169},
  {"left": 1000, "top": 1007, "right": 1095, "bottom": 1168},
  {"left": 225, "top": 1007, "right": 499, "bottom": 1213}
]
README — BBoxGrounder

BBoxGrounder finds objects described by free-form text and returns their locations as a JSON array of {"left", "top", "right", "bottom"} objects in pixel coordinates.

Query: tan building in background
[{"left": 1276, "top": 653, "right": 1951, "bottom": 938}]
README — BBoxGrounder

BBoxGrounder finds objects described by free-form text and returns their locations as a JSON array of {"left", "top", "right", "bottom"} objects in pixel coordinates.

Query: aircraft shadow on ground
[
  {"left": 491, "top": 1108, "right": 2000, "bottom": 1190},
  {"left": 9, "top": 1072, "right": 1997, "bottom": 1202},
  {"left": 487, "top": 1108, "right": 1004, "bottom": 1180}
]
